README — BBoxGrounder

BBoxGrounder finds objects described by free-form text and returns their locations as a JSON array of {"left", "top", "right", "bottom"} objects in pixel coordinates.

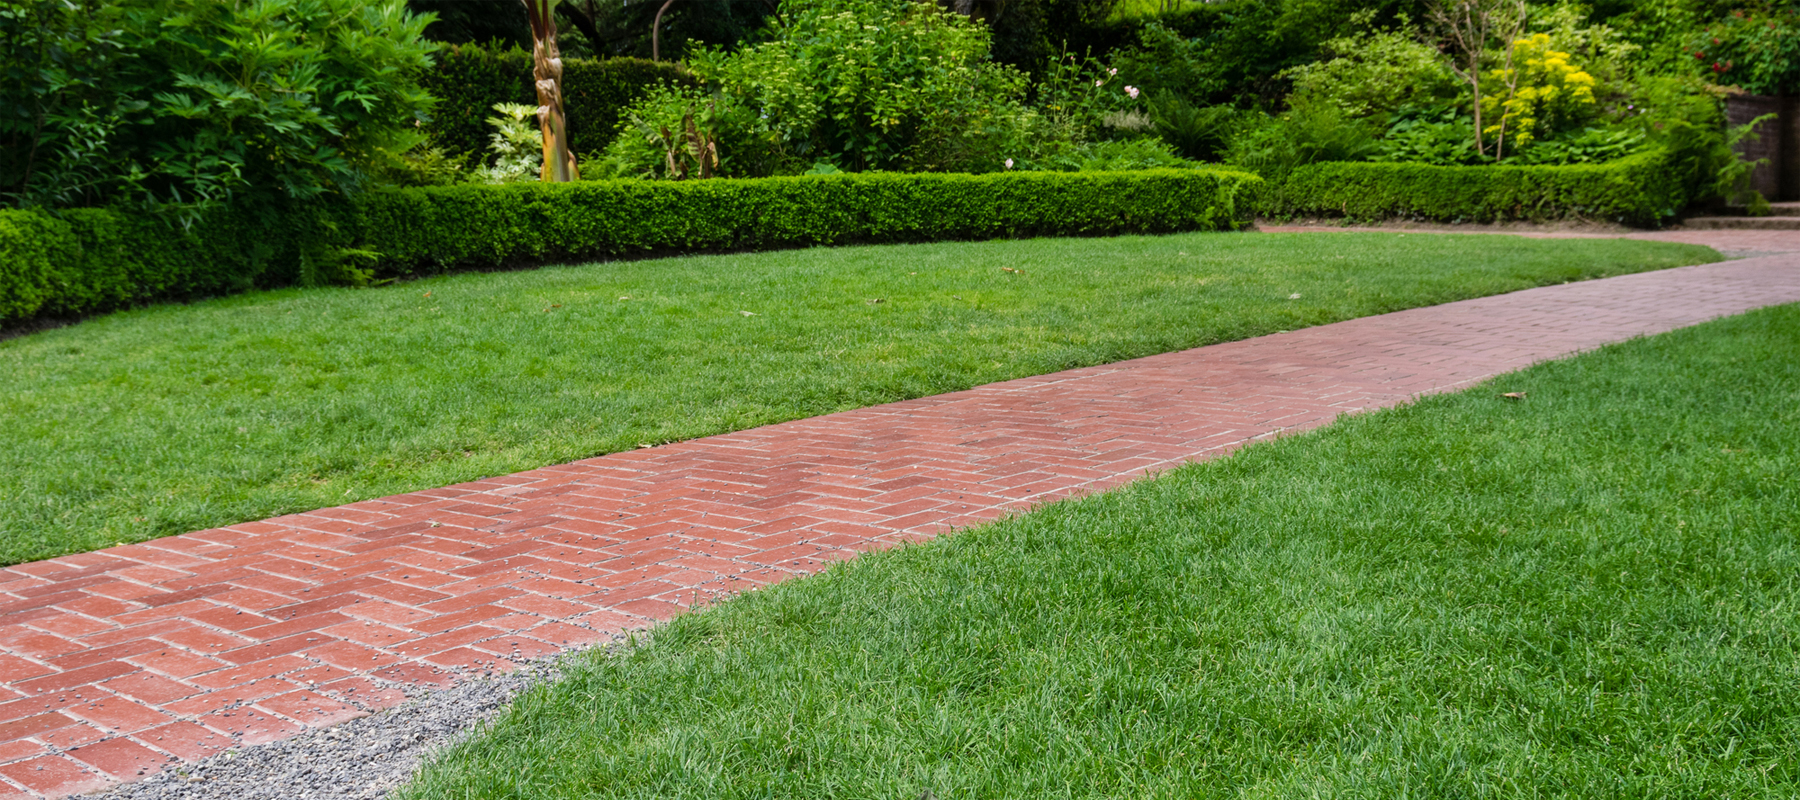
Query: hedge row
[
  {"left": 1266, "top": 149, "right": 1690, "bottom": 227},
  {"left": 0, "top": 168, "right": 1259, "bottom": 326},
  {"left": 0, "top": 205, "right": 342, "bottom": 324},
  {"left": 356, "top": 168, "right": 1261, "bottom": 273},
  {"left": 418, "top": 44, "right": 695, "bottom": 160}
]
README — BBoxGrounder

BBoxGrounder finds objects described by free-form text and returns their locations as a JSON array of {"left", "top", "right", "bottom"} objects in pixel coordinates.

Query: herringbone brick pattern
[{"left": 1, "top": 239, "right": 1796, "bottom": 798}]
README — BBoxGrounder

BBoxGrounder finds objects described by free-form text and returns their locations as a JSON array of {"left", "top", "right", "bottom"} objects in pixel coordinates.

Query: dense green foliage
[
  {"left": 418, "top": 43, "right": 697, "bottom": 161},
  {"left": 2, "top": 0, "right": 438, "bottom": 209},
  {"left": 604, "top": 0, "right": 1045, "bottom": 176},
  {"left": 401, "top": 297, "right": 1799, "bottom": 800},
  {"left": 0, "top": 232, "right": 1714, "bottom": 565},
  {"left": 1688, "top": 1, "right": 1800, "bottom": 94},
  {"left": 0, "top": 169, "right": 1256, "bottom": 325},
  {"left": 1270, "top": 147, "right": 1690, "bottom": 225}
]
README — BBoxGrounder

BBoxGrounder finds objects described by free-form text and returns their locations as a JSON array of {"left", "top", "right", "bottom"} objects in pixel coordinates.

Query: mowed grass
[
  {"left": 0, "top": 232, "right": 1715, "bottom": 565},
  {"left": 402, "top": 303, "right": 1800, "bottom": 799}
]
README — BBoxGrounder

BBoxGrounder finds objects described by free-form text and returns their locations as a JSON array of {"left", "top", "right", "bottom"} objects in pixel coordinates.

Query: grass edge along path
[
  {"left": 403, "top": 303, "right": 1800, "bottom": 799},
  {"left": 0, "top": 232, "right": 1718, "bottom": 565}
]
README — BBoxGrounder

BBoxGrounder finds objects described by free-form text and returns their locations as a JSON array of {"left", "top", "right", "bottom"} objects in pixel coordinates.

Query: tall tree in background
[{"left": 520, "top": 0, "right": 580, "bottom": 181}]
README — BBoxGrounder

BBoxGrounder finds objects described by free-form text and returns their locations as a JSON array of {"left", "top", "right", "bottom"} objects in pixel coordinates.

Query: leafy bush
[
  {"left": 1268, "top": 148, "right": 1695, "bottom": 226},
  {"left": 1028, "top": 138, "right": 1195, "bottom": 172},
  {"left": 1508, "top": 126, "right": 1648, "bottom": 165},
  {"left": 1147, "top": 93, "right": 1244, "bottom": 161},
  {"left": 472, "top": 103, "right": 546, "bottom": 184},
  {"left": 0, "top": 0, "right": 129, "bottom": 208},
  {"left": 612, "top": 0, "right": 1045, "bottom": 175},
  {"left": 1689, "top": 2, "right": 1800, "bottom": 95},
  {"left": 1373, "top": 108, "right": 1484, "bottom": 165},
  {"left": 1280, "top": 20, "right": 1461, "bottom": 121},
  {"left": 1226, "top": 98, "right": 1381, "bottom": 181},
  {"left": 3, "top": 0, "right": 439, "bottom": 209}
]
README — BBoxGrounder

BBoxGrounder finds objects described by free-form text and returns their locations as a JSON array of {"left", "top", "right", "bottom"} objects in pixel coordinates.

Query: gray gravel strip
[{"left": 90, "top": 637, "right": 626, "bottom": 800}]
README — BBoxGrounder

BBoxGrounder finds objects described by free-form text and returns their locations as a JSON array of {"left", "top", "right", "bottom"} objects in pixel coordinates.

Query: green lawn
[
  {"left": 401, "top": 303, "right": 1800, "bottom": 799},
  {"left": 0, "top": 232, "right": 1714, "bottom": 565}
]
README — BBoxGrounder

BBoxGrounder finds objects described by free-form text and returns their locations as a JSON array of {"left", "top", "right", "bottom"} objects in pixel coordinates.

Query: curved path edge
[{"left": 2, "top": 243, "right": 1798, "bottom": 798}]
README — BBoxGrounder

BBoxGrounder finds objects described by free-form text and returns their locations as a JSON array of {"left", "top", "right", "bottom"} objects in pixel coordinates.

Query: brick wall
[{"left": 1726, "top": 94, "right": 1784, "bottom": 202}]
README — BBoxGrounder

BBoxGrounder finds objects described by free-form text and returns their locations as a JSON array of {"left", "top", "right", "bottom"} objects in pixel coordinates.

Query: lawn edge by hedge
[{"left": 0, "top": 168, "right": 1260, "bottom": 328}]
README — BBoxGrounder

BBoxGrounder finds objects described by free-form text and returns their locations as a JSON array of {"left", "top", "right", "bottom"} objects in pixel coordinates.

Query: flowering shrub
[
  {"left": 1483, "top": 34, "right": 1600, "bottom": 154},
  {"left": 1689, "top": 3, "right": 1800, "bottom": 96}
]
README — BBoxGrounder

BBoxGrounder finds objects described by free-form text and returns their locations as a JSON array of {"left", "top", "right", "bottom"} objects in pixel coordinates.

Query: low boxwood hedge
[
  {"left": 0, "top": 208, "right": 288, "bottom": 325},
  {"left": 357, "top": 168, "right": 1260, "bottom": 273},
  {"left": 0, "top": 168, "right": 1260, "bottom": 327},
  {"left": 1267, "top": 149, "right": 1690, "bottom": 227}
]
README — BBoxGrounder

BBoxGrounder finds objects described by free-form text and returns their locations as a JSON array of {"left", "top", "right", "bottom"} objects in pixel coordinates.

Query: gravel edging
[{"left": 88, "top": 635, "right": 629, "bottom": 800}]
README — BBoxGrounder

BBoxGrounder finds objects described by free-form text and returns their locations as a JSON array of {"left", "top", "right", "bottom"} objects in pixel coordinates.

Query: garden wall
[
  {"left": 1265, "top": 149, "right": 1693, "bottom": 227},
  {"left": 0, "top": 168, "right": 1259, "bottom": 327}
]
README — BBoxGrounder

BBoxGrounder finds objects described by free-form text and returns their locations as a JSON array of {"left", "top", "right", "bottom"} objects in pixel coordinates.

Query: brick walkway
[{"left": 3, "top": 236, "right": 1799, "bottom": 798}]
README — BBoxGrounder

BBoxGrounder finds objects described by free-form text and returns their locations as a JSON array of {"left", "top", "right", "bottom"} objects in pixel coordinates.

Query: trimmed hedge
[
  {"left": 354, "top": 169, "right": 1260, "bottom": 273},
  {"left": 419, "top": 45, "right": 695, "bottom": 160},
  {"left": 1267, "top": 149, "right": 1690, "bottom": 227},
  {"left": 1, "top": 168, "right": 1259, "bottom": 326}
]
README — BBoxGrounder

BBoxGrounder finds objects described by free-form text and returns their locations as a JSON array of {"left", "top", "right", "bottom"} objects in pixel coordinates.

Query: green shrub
[
  {"left": 1267, "top": 148, "right": 1691, "bottom": 226},
  {"left": 352, "top": 169, "right": 1261, "bottom": 273},
  {"left": 418, "top": 44, "right": 695, "bottom": 161},
  {"left": 4, "top": 0, "right": 439, "bottom": 209},
  {"left": 659, "top": 0, "right": 1043, "bottom": 175},
  {"left": 1, "top": 169, "right": 1259, "bottom": 326}
]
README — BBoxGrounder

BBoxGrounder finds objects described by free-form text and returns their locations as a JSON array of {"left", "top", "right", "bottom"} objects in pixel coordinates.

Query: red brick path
[{"left": 2, "top": 241, "right": 1798, "bottom": 797}]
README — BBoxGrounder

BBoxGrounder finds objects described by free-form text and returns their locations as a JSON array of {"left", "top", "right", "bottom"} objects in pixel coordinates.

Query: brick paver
[{"left": 2, "top": 234, "right": 1798, "bottom": 797}]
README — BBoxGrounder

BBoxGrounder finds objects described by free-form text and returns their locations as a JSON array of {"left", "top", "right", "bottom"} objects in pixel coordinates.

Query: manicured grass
[
  {"left": 402, "top": 303, "right": 1800, "bottom": 799},
  {"left": 0, "top": 232, "right": 1714, "bottom": 565}
]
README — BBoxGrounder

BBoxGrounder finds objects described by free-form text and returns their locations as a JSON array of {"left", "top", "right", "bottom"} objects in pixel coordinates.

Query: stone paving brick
[{"left": 0, "top": 234, "right": 1796, "bottom": 797}]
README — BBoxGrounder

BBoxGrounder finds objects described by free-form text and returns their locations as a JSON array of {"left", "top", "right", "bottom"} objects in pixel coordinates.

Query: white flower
[{"left": 1004, "top": 158, "right": 1014, "bottom": 169}]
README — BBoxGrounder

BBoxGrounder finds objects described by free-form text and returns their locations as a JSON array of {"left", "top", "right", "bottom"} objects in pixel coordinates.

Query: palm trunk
[{"left": 520, "top": 0, "right": 580, "bottom": 182}]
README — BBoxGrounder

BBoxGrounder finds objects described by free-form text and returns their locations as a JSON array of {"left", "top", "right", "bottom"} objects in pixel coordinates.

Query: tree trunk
[
  {"left": 652, "top": 0, "right": 679, "bottom": 62},
  {"left": 520, "top": 0, "right": 579, "bottom": 182}
]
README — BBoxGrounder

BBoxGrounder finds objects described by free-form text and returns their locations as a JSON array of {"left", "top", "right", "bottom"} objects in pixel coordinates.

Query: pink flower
[
  {"left": 1109, "top": 68, "right": 1118, "bottom": 76},
  {"left": 1094, "top": 79, "right": 1103, "bottom": 87},
  {"left": 1125, "top": 85, "right": 1139, "bottom": 99}
]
